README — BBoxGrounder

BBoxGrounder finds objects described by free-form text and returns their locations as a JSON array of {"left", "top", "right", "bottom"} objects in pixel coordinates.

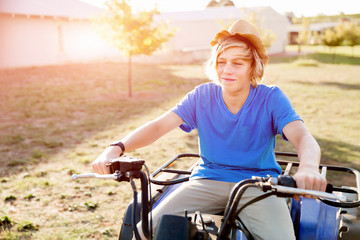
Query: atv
[{"left": 73, "top": 152, "right": 360, "bottom": 240}]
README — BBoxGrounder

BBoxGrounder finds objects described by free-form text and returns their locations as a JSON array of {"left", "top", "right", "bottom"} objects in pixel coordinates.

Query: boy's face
[{"left": 217, "top": 46, "right": 252, "bottom": 95}]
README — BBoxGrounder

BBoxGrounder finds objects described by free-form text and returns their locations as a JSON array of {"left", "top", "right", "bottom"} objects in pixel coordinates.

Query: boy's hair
[{"left": 205, "top": 35, "right": 265, "bottom": 88}]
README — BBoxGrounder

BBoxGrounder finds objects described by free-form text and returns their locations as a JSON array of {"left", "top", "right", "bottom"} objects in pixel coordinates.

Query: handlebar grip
[
  {"left": 325, "top": 183, "right": 333, "bottom": 193},
  {"left": 277, "top": 175, "right": 296, "bottom": 188},
  {"left": 272, "top": 185, "right": 347, "bottom": 202},
  {"left": 278, "top": 175, "right": 334, "bottom": 193}
]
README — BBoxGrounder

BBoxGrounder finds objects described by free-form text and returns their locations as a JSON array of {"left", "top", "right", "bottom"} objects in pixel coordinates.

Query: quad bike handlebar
[
  {"left": 74, "top": 156, "right": 151, "bottom": 240},
  {"left": 73, "top": 153, "right": 360, "bottom": 240},
  {"left": 73, "top": 154, "right": 360, "bottom": 208},
  {"left": 254, "top": 175, "right": 347, "bottom": 202}
]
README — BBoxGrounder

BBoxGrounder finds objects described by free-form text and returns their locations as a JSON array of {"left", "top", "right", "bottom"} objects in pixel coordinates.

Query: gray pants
[{"left": 138, "top": 179, "right": 295, "bottom": 240}]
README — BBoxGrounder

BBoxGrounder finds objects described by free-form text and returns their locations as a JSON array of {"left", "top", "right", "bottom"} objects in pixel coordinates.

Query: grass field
[
  {"left": 282, "top": 45, "right": 360, "bottom": 65},
  {"left": 1, "top": 46, "right": 360, "bottom": 239}
]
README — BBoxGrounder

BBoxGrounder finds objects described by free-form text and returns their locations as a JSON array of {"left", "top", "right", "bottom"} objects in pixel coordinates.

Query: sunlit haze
[{"left": 81, "top": 0, "right": 360, "bottom": 17}]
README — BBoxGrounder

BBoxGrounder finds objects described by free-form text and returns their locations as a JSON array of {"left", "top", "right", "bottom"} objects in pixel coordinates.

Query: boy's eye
[{"left": 234, "top": 62, "right": 243, "bottom": 65}]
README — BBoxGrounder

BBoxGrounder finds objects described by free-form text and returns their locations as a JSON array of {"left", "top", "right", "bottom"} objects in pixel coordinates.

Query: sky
[{"left": 82, "top": 0, "right": 360, "bottom": 17}]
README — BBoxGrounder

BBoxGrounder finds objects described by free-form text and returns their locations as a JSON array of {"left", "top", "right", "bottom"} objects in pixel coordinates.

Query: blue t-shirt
[{"left": 172, "top": 82, "right": 302, "bottom": 183}]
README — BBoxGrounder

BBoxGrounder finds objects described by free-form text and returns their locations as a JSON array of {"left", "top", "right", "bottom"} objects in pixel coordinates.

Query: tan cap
[{"left": 211, "top": 19, "right": 269, "bottom": 65}]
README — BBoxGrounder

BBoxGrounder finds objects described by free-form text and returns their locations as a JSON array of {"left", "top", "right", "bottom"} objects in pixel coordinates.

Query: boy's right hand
[{"left": 91, "top": 146, "right": 122, "bottom": 174}]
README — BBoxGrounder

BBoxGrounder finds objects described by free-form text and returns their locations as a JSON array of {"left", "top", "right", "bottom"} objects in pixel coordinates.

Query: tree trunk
[
  {"left": 128, "top": 54, "right": 132, "bottom": 98},
  {"left": 332, "top": 47, "right": 336, "bottom": 63}
]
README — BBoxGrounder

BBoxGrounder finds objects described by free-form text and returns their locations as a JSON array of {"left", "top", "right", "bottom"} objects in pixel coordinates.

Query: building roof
[
  {"left": 288, "top": 22, "right": 338, "bottom": 32},
  {"left": 157, "top": 6, "right": 272, "bottom": 22},
  {"left": 0, "top": 0, "right": 103, "bottom": 19}
]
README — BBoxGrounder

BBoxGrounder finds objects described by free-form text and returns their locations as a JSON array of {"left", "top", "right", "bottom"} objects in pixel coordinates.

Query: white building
[
  {"left": 156, "top": 6, "right": 290, "bottom": 63},
  {"left": 0, "top": 1, "right": 290, "bottom": 68},
  {"left": 0, "top": 0, "right": 118, "bottom": 69}
]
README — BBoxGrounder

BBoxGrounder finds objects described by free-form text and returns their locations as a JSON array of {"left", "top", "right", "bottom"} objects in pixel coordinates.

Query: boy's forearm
[
  {"left": 121, "top": 121, "right": 164, "bottom": 152},
  {"left": 119, "top": 111, "right": 183, "bottom": 153},
  {"left": 296, "top": 134, "right": 321, "bottom": 171}
]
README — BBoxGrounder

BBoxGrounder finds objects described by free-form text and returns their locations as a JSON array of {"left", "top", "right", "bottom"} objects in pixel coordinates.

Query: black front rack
[
  {"left": 150, "top": 153, "right": 199, "bottom": 185},
  {"left": 150, "top": 152, "right": 360, "bottom": 207}
]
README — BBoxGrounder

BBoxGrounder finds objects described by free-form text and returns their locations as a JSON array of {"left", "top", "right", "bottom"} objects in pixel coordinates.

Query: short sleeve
[
  {"left": 269, "top": 87, "right": 302, "bottom": 140},
  {"left": 171, "top": 87, "right": 198, "bottom": 132}
]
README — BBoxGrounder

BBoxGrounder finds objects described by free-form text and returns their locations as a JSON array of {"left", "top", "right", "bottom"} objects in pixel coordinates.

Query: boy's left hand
[{"left": 292, "top": 168, "right": 327, "bottom": 201}]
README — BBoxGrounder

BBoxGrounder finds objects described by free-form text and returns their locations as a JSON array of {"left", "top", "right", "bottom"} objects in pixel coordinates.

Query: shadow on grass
[
  {"left": 268, "top": 55, "right": 298, "bottom": 64},
  {"left": 291, "top": 80, "right": 360, "bottom": 91},
  {"left": 309, "top": 53, "right": 360, "bottom": 65},
  {"left": 269, "top": 52, "right": 360, "bottom": 65},
  {"left": 320, "top": 81, "right": 360, "bottom": 91},
  {"left": 276, "top": 136, "right": 360, "bottom": 168},
  {"left": 275, "top": 135, "right": 360, "bottom": 187},
  {"left": 0, "top": 62, "right": 208, "bottom": 177},
  {"left": 317, "top": 137, "right": 360, "bottom": 187},
  {"left": 317, "top": 137, "right": 360, "bottom": 167}
]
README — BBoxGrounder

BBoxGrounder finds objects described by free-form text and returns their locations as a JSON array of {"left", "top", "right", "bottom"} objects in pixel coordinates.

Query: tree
[
  {"left": 206, "top": 0, "right": 219, "bottom": 7},
  {"left": 296, "top": 18, "right": 311, "bottom": 53},
  {"left": 219, "top": 0, "right": 235, "bottom": 7},
  {"left": 206, "top": 0, "right": 235, "bottom": 7},
  {"left": 341, "top": 20, "right": 360, "bottom": 56},
  {"left": 310, "top": 31, "right": 321, "bottom": 45},
  {"left": 322, "top": 27, "right": 342, "bottom": 60},
  {"left": 321, "top": 20, "right": 360, "bottom": 59},
  {"left": 96, "top": 0, "right": 174, "bottom": 97},
  {"left": 245, "top": 12, "right": 275, "bottom": 49}
]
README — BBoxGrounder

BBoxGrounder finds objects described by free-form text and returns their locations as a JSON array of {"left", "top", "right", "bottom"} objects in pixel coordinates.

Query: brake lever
[
  {"left": 72, "top": 173, "right": 119, "bottom": 180},
  {"left": 271, "top": 185, "right": 347, "bottom": 202}
]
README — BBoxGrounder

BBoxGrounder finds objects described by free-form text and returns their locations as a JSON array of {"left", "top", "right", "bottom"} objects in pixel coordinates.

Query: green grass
[
  {"left": 292, "top": 58, "right": 320, "bottom": 67},
  {"left": 287, "top": 45, "right": 360, "bottom": 56},
  {"left": 0, "top": 46, "right": 359, "bottom": 238},
  {"left": 266, "top": 64, "right": 360, "bottom": 164},
  {"left": 285, "top": 45, "right": 360, "bottom": 65}
]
